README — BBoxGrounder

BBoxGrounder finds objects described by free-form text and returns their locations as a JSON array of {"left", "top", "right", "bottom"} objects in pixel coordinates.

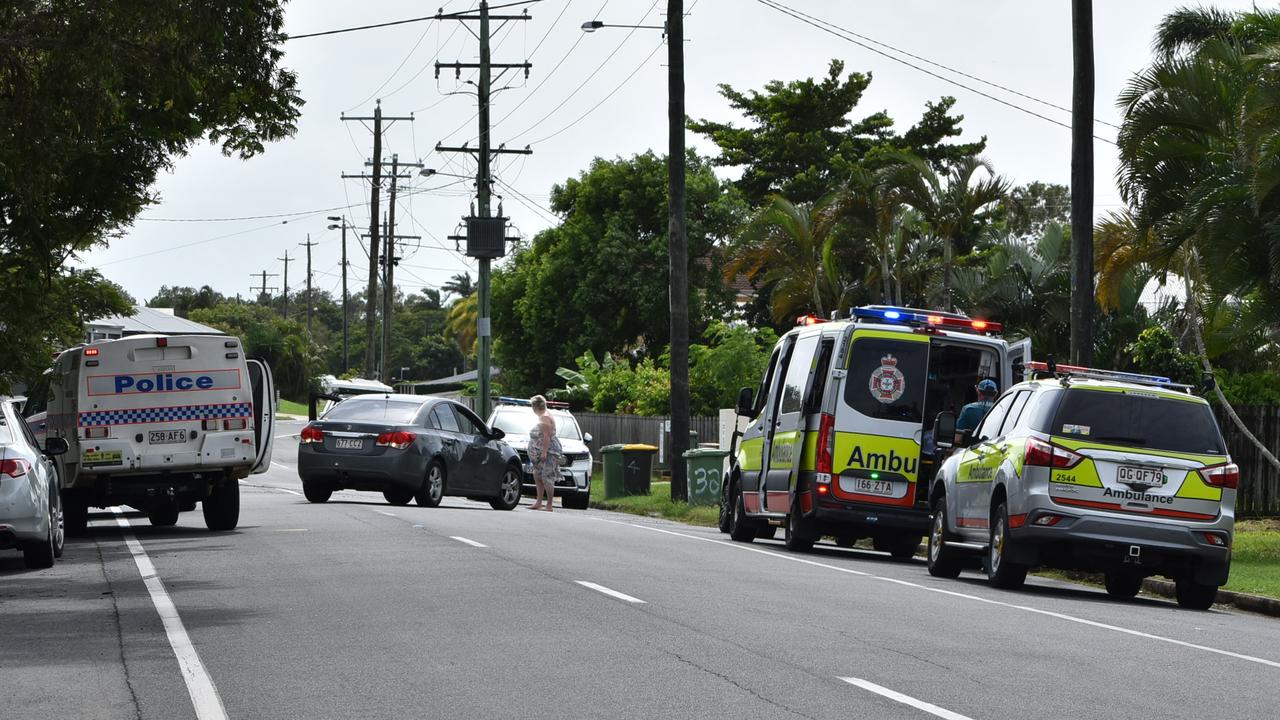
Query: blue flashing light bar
[
  {"left": 850, "top": 306, "right": 1003, "bottom": 334},
  {"left": 1026, "top": 361, "right": 1173, "bottom": 385}
]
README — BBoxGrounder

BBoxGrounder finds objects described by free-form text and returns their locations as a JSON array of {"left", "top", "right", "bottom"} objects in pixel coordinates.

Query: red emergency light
[
  {"left": 925, "top": 314, "right": 1002, "bottom": 333},
  {"left": 795, "top": 314, "right": 827, "bottom": 326}
]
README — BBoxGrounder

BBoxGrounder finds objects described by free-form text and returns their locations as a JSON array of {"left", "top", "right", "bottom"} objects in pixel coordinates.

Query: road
[{"left": 3, "top": 418, "right": 1279, "bottom": 719}]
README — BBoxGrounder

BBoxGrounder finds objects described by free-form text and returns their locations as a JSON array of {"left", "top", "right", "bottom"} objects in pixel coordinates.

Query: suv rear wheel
[
  {"left": 927, "top": 498, "right": 963, "bottom": 578},
  {"left": 1104, "top": 570, "right": 1144, "bottom": 599},
  {"left": 1174, "top": 577, "right": 1218, "bottom": 610},
  {"left": 987, "top": 501, "right": 1028, "bottom": 589}
]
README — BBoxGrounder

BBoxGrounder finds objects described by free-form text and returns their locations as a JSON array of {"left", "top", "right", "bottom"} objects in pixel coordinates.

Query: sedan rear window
[
  {"left": 1052, "top": 389, "right": 1225, "bottom": 455},
  {"left": 323, "top": 399, "right": 423, "bottom": 424}
]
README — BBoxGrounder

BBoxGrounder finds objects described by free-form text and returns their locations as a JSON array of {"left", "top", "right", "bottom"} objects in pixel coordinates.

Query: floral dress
[{"left": 528, "top": 420, "right": 563, "bottom": 488}]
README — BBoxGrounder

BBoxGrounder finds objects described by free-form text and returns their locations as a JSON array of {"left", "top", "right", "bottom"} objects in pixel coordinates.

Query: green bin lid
[
  {"left": 621, "top": 443, "right": 658, "bottom": 452},
  {"left": 683, "top": 448, "right": 729, "bottom": 459},
  {"left": 600, "top": 444, "right": 627, "bottom": 453}
]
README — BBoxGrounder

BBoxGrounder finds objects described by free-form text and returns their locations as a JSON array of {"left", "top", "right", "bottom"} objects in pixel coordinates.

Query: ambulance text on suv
[
  {"left": 722, "top": 306, "right": 1029, "bottom": 557},
  {"left": 926, "top": 362, "right": 1236, "bottom": 609}
]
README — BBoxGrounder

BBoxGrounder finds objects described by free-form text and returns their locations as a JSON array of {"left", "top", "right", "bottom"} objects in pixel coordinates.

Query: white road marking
[
  {"left": 274, "top": 433, "right": 299, "bottom": 439},
  {"left": 604, "top": 519, "right": 1280, "bottom": 669},
  {"left": 840, "top": 677, "right": 975, "bottom": 720},
  {"left": 111, "top": 508, "right": 228, "bottom": 720},
  {"left": 270, "top": 461, "right": 291, "bottom": 471},
  {"left": 576, "top": 581, "right": 646, "bottom": 604},
  {"left": 375, "top": 510, "right": 397, "bottom": 517},
  {"left": 450, "top": 536, "right": 487, "bottom": 548},
  {"left": 276, "top": 488, "right": 302, "bottom": 496}
]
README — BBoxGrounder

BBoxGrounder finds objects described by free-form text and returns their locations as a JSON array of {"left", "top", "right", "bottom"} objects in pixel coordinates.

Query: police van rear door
[{"left": 247, "top": 359, "right": 276, "bottom": 474}]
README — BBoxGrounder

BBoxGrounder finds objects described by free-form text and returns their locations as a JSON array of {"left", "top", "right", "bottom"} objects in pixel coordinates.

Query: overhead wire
[
  {"left": 287, "top": 1, "right": 543, "bottom": 41},
  {"left": 527, "top": 37, "right": 662, "bottom": 146}
]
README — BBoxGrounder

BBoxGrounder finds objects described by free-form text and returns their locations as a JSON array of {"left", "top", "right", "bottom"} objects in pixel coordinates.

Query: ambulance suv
[
  {"left": 722, "top": 306, "right": 1028, "bottom": 558},
  {"left": 46, "top": 334, "right": 276, "bottom": 533},
  {"left": 927, "top": 362, "right": 1235, "bottom": 610}
]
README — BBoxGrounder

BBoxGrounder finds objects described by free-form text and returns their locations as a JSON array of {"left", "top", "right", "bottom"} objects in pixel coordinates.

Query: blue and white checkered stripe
[{"left": 79, "top": 403, "right": 253, "bottom": 428}]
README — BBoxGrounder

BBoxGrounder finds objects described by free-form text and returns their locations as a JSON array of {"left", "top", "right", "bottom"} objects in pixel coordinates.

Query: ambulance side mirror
[
  {"left": 735, "top": 387, "right": 754, "bottom": 417},
  {"left": 933, "top": 411, "right": 956, "bottom": 450}
]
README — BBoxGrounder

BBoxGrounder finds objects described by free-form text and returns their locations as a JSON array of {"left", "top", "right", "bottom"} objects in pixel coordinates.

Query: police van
[
  {"left": 46, "top": 334, "right": 276, "bottom": 533},
  {"left": 722, "top": 306, "right": 1029, "bottom": 556}
]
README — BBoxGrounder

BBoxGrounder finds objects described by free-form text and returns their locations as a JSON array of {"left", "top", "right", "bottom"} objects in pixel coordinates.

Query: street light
[
  {"left": 326, "top": 215, "right": 352, "bottom": 373},
  {"left": 420, "top": 168, "right": 474, "bottom": 180},
  {"left": 582, "top": 4, "right": 690, "bottom": 502}
]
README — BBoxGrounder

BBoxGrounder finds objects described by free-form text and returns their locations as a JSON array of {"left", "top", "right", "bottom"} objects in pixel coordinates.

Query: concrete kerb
[{"left": 1142, "top": 578, "right": 1280, "bottom": 617}]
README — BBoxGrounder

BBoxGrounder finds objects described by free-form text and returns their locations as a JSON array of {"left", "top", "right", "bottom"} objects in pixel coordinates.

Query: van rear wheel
[
  {"left": 727, "top": 485, "right": 755, "bottom": 543},
  {"left": 203, "top": 480, "right": 240, "bottom": 531},
  {"left": 148, "top": 500, "right": 179, "bottom": 527},
  {"left": 63, "top": 494, "right": 89, "bottom": 536},
  {"left": 784, "top": 499, "right": 815, "bottom": 553}
]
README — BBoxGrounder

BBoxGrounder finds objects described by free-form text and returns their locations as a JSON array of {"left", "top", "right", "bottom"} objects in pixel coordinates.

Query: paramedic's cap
[{"left": 977, "top": 379, "right": 998, "bottom": 394}]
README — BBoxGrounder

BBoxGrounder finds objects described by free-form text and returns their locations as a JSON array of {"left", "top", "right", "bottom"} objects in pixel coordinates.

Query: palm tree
[
  {"left": 444, "top": 293, "right": 477, "bottom": 367},
  {"left": 878, "top": 153, "right": 1009, "bottom": 311},
  {"left": 442, "top": 272, "right": 475, "bottom": 302}
]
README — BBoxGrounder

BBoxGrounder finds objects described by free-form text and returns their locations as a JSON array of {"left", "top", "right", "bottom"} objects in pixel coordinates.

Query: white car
[
  {"left": 487, "top": 399, "right": 592, "bottom": 510},
  {"left": 0, "top": 397, "right": 66, "bottom": 568}
]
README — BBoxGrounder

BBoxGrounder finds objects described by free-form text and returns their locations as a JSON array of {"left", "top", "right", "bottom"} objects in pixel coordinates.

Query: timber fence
[
  {"left": 574, "top": 412, "right": 721, "bottom": 471},
  {"left": 1218, "top": 405, "right": 1280, "bottom": 517}
]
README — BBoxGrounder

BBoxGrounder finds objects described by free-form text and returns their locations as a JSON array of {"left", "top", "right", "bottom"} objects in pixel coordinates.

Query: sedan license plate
[
  {"left": 1117, "top": 465, "right": 1165, "bottom": 488},
  {"left": 149, "top": 430, "right": 187, "bottom": 445},
  {"left": 334, "top": 438, "right": 365, "bottom": 451},
  {"left": 851, "top": 477, "right": 894, "bottom": 497}
]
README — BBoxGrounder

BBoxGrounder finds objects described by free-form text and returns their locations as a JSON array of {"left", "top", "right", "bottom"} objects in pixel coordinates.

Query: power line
[
  {"left": 287, "top": 1, "right": 542, "bottom": 41},
  {"left": 342, "top": 22, "right": 436, "bottom": 113},
  {"left": 528, "top": 37, "right": 662, "bottom": 145},
  {"left": 755, "top": 0, "right": 1117, "bottom": 146}
]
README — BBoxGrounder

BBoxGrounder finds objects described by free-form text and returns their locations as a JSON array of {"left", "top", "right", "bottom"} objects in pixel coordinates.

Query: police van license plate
[
  {"left": 1117, "top": 465, "right": 1165, "bottom": 487},
  {"left": 851, "top": 477, "right": 894, "bottom": 496},
  {"left": 334, "top": 438, "right": 364, "bottom": 450},
  {"left": 149, "top": 430, "right": 187, "bottom": 445}
]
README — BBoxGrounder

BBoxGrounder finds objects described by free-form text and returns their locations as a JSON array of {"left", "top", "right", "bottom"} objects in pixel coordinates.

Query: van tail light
[
  {"left": 1, "top": 459, "right": 30, "bottom": 477},
  {"left": 1024, "top": 437, "right": 1083, "bottom": 469},
  {"left": 84, "top": 427, "right": 108, "bottom": 439},
  {"left": 816, "top": 412, "right": 835, "bottom": 475},
  {"left": 376, "top": 431, "right": 416, "bottom": 450},
  {"left": 299, "top": 426, "right": 325, "bottom": 444},
  {"left": 1199, "top": 463, "right": 1239, "bottom": 490},
  {"left": 223, "top": 418, "right": 248, "bottom": 431},
  {"left": 203, "top": 419, "right": 221, "bottom": 431}
]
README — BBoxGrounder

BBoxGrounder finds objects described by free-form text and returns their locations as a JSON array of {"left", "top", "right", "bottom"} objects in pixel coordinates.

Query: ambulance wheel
[
  {"left": 1104, "top": 570, "right": 1144, "bottom": 599},
  {"left": 927, "top": 499, "right": 963, "bottom": 579},
  {"left": 784, "top": 501, "right": 815, "bottom": 553},
  {"left": 203, "top": 480, "right": 240, "bottom": 531},
  {"left": 302, "top": 482, "right": 332, "bottom": 503},
  {"left": 727, "top": 485, "right": 755, "bottom": 543},
  {"left": 887, "top": 534, "right": 921, "bottom": 560},
  {"left": 1174, "top": 578, "right": 1218, "bottom": 610},
  {"left": 63, "top": 494, "right": 89, "bottom": 536},
  {"left": 987, "top": 501, "right": 1027, "bottom": 589},
  {"left": 717, "top": 480, "right": 733, "bottom": 534},
  {"left": 148, "top": 501, "right": 179, "bottom": 527}
]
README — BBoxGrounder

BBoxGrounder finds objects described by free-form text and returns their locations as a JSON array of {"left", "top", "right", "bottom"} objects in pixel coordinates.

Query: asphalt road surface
[{"left": 4, "top": 419, "right": 1279, "bottom": 719}]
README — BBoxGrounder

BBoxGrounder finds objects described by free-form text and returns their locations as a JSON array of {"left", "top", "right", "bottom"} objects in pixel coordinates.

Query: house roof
[{"left": 88, "top": 305, "right": 225, "bottom": 336}]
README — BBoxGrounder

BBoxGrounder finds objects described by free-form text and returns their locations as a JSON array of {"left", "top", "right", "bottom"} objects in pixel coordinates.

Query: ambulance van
[
  {"left": 722, "top": 306, "right": 1028, "bottom": 556},
  {"left": 46, "top": 334, "right": 275, "bottom": 532}
]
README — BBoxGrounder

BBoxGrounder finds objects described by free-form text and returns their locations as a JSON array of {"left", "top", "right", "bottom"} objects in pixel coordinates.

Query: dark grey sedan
[{"left": 297, "top": 395, "right": 522, "bottom": 510}]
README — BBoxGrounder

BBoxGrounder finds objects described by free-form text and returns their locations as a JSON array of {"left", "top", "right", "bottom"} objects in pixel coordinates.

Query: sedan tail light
[
  {"left": 1024, "top": 437, "right": 1084, "bottom": 469},
  {"left": 376, "top": 431, "right": 416, "bottom": 450},
  {"left": 1199, "top": 462, "right": 1239, "bottom": 490},
  {"left": 1, "top": 459, "right": 30, "bottom": 477},
  {"left": 299, "top": 425, "right": 325, "bottom": 444}
]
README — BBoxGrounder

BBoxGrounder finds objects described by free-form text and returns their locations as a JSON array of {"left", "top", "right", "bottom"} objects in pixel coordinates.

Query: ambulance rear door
[
  {"left": 247, "top": 359, "right": 276, "bottom": 474},
  {"left": 760, "top": 332, "right": 822, "bottom": 514}
]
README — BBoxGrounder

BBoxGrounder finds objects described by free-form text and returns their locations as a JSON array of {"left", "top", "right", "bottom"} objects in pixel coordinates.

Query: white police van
[{"left": 46, "top": 334, "right": 275, "bottom": 532}]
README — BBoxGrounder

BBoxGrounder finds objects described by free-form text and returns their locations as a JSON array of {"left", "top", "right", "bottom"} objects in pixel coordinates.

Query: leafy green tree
[
  {"left": 0, "top": 1, "right": 301, "bottom": 390},
  {"left": 1126, "top": 326, "right": 1200, "bottom": 386},
  {"left": 492, "top": 151, "right": 745, "bottom": 393},
  {"left": 441, "top": 273, "right": 475, "bottom": 302},
  {"left": 190, "top": 302, "right": 312, "bottom": 399},
  {"left": 689, "top": 60, "right": 986, "bottom": 205},
  {"left": 1000, "top": 182, "right": 1071, "bottom": 239},
  {"left": 147, "top": 285, "right": 227, "bottom": 318},
  {"left": 688, "top": 323, "right": 778, "bottom": 415}
]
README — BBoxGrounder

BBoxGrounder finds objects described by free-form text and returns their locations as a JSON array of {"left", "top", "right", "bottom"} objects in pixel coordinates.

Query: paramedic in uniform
[{"left": 954, "top": 378, "right": 998, "bottom": 443}]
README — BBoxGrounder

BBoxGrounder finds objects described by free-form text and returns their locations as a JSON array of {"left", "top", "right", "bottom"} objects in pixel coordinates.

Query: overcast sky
[{"left": 76, "top": 0, "right": 1257, "bottom": 304}]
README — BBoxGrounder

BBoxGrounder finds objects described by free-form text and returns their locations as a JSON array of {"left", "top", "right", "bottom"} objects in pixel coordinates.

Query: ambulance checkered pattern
[{"left": 79, "top": 402, "right": 252, "bottom": 427}]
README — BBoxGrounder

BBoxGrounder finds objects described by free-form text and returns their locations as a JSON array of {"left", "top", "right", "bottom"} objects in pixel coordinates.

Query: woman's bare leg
[
  {"left": 531, "top": 472, "right": 544, "bottom": 509},
  {"left": 544, "top": 481, "right": 554, "bottom": 511}
]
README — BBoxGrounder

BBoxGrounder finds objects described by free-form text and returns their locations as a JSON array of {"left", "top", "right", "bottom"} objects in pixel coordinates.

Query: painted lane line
[
  {"left": 604, "top": 519, "right": 1280, "bottom": 669},
  {"left": 576, "top": 581, "right": 646, "bottom": 604},
  {"left": 375, "top": 510, "right": 398, "bottom": 517},
  {"left": 111, "top": 508, "right": 228, "bottom": 720},
  {"left": 840, "top": 677, "right": 975, "bottom": 720},
  {"left": 274, "top": 433, "right": 299, "bottom": 439},
  {"left": 450, "top": 536, "right": 487, "bottom": 548},
  {"left": 239, "top": 482, "right": 302, "bottom": 496},
  {"left": 270, "top": 461, "right": 292, "bottom": 471}
]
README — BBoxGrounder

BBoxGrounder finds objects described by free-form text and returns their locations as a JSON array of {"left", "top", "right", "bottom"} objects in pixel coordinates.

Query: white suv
[{"left": 487, "top": 398, "right": 593, "bottom": 509}]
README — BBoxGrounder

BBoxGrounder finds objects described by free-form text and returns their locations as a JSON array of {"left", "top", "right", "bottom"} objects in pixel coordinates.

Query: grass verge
[
  {"left": 588, "top": 474, "right": 721, "bottom": 527},
  {"left": 1227, "top": 519, "right": 1280, "bottom": 598},
  {"left": 277, "top": 398, "right": 308, "bottom": 417}
]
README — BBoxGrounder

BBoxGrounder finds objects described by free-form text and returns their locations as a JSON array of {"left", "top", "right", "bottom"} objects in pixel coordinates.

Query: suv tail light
[
  {"left": 1024, "top": 437, "right": 1084, "bottom": 469},
  {"left": 299, "top": 425, "right": 325, "bottom": 444},
  {"left": 816, "top": 412, "right": 835, "bottom": 475},
  {"left": 1199, "top": 462, "right": 1239, "bottom": 490},
  {"left": 1, "top": 459, "right": 30, "bottom": 477},
  {"left": 376, "top": 431, "right": 416, "bottom": 450}
]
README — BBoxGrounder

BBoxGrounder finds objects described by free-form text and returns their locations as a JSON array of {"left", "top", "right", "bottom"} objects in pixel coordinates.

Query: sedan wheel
[
  {"left": 52, "top": 494, "right": 65, "bottom": 559},
  {"left": 416, "top": 462, "right": 445, "bottom": 507},
  {"left": 490, "top": 466, "right": 521, "bottom": 511},
  {"left": 383, "top": 487, "right": 414, "bottom": 506}
]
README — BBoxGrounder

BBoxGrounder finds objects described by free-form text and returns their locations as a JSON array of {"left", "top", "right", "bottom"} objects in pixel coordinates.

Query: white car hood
[{"left": 504, "top": 434, "right": 589, "bottom": 455}]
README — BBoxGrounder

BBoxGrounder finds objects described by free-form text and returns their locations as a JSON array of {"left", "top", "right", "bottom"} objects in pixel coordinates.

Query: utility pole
[
  {"left": 277, "top": 251, "right": 292, "bottom": 320},
  {"left": 668, "top": 0, "right": 690, "bottom": 501},
  {"left": 381, "top": 153, "right": 424, "bottom": 382},
  {"left": 343, "top": 100, "right": 412, "bottom": 377},
  {"left": 328, "top": 217, "right": 351, "bottom": 373},
  {"left": 250, "top": 271, "right": 277, "bottom": 303},
  {"left": 1070, "top": 0, "right": 1095, "bottom": 366},
  {"left": 361, "top": 226, "right": 421, "bottom": 379},
  {"left": 299, "top": 234, "right": 318, "bottom": 335},
  {"left": 436, "top": 0, "right": 532, "bottom": 421}
]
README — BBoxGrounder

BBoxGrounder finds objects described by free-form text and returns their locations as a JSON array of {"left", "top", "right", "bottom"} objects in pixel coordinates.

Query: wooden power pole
[
  {"left": 1070, "top": 0, "right": 1095, "bottom": 366},
  {"left": 668, "top": 0, "right": 690, "bottom": 501}
]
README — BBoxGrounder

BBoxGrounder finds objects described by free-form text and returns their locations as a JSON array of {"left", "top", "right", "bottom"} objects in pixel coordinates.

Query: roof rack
[
  {"left": 847, "top": 305, "right": 1003, "bottom": 335},
  {"left": 1025, "top": 361, "right": 1194, "bottom": 393},
  {"left": 495, "top": 396, "right": 571, "bottom": 409}
]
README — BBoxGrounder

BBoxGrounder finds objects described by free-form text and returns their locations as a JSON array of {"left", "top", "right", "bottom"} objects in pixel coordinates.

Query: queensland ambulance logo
[{"left": 868, "top": 354, "right": 906, "bottom": 404}]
